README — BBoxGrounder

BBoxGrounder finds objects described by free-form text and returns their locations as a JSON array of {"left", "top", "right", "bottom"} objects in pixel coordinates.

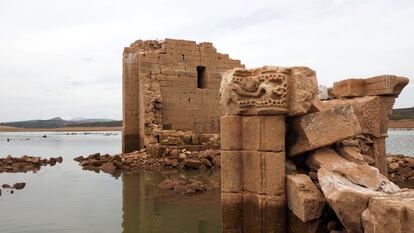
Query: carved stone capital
[{"left": 220, "top": 66, "right": 317, "bottom": 116}]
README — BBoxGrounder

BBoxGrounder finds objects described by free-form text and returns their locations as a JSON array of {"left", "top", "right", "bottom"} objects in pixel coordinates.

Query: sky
[{"left": 0, "top": 0, "right": 413, "bottom": 122}]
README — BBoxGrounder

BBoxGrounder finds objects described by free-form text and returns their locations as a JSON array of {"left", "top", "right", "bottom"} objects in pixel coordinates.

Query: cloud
[{"left": 0, "top": 0, "right": 413, "bottom": 122}]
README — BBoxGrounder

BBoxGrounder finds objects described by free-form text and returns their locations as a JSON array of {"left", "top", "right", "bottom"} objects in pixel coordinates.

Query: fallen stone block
[
  {"left": 362, "top": 196, "right": 414, "bottom": 233},
  {"left": 307, "top": 148, "right": 394, "bottom": 191},
  {"left": 288, "top": 104, "right": 362, "bottom": 156},
  {"left": 337, "top": 146, "right": 368, "bottom": 165},
  {"left": 332, "top": 75, "right": 409, "bottom": 98},
  {"left": 317, "top": 168, "right": 386, "bottom": 233},
  {"left": 286, "top": 174, "right": 325, "bottom": 222}
]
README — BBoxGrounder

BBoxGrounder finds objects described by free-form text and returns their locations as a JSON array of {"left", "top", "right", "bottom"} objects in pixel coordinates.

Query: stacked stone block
[
  {"left": 123, "top": 39, "right": 243, "bottom": 153},
  {"left": 221, "top": 115, "right": 286, "bottom": 233}
]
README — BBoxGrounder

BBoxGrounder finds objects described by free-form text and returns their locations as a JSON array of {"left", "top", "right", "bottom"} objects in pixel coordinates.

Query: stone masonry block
[
  {"left": 221, "top": 116, "right": 242, "bottom": 150},
  {"left": 244, "top": 193, "right": 287, "bottom": 233},
  {"left": 242, "top": 151, "right": 285, "bottom": 196},
  {"left": 222, "top": 192, "right": 244, "bottom": 233},
  {"left": 221, "top": 151, "right": 243, "bottom": 193}
]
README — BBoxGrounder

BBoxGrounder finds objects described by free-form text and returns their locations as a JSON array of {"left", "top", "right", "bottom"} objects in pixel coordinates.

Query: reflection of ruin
[{"left": 121, "top": 171, "right": 221, "bottom": 233}]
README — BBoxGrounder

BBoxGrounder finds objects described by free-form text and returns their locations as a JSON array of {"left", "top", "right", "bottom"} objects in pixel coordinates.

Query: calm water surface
[
  {"left": 0, "top": 132, "right": 220, "bottom": 233},
  {"left": 0, "top": 130, "right": 413, "bottom": 233}
]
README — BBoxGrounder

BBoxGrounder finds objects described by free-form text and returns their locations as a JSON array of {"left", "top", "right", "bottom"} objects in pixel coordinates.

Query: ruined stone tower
[{"left": 122, "top": 39, "right": 243, "bottom": 153}]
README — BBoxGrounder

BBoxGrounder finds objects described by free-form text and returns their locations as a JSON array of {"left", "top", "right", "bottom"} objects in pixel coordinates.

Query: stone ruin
[
  {"left": 123, "top": 39, "right": 413, "bottom": 233},
  {"left": 122, "top": 39, "right": 243, "bottom": 155},
  {"left": 220, "top": 66, "right": 411, "bottom": 233}
]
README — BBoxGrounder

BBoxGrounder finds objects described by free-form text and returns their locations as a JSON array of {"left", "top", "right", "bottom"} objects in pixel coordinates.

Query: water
[
  {"left": 0, "top": 132, "right": 220, "bottom": 233},
  {"left": 1, "top": 130, "right": 413, "bottom": 233},
  {"left": 387, "top": 130, "right": 414, "bottom": 156}
]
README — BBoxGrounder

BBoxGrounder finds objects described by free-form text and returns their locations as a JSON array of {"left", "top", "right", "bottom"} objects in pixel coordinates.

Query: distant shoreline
[
  {"left": 0, "top": 126, "right": 121, "bottom": 132},
  {"left": 388, "top": 119, "right": 414, "bottom": 129}
]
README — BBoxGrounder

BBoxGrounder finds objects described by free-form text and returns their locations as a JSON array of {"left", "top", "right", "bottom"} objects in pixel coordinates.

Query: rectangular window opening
[{"left": 197, "top": 66, "right": 207, "bottom": 89}]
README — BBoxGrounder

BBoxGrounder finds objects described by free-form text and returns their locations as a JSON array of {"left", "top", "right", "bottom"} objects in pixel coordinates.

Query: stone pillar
[
  {"left": 220, "top": 67, "right": 290, "bottom": 233},
  {"left": 122, "top": 51, "right": 143, "bottom": 153}
]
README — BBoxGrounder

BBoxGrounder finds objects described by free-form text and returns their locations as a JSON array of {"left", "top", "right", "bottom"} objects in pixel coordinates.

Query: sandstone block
[
  {"left": 242, "top": 115, "right": 285, "bottom": 152},
  {"left": 337, "top": 146, "right": 368, "bottom": 165},
  {"left": 243, "top": 193, "right": 286, "bottom": 233},
  {"left": 222, "top": 192, "right": 244, "bottom": 233},
  {"left": 288, "top": 67, "right": 318, "bottom": 116},
  {"left": 362, "top": 196, "right": 414, "bottom": 233},
  {"left": 317, "top": 168, "right": 385, "bottom": 233},
  {"left": 289, "top": 105, "right": 362, "bottom": 156},
  {"left": 307, "top": 148, "right": 389, "bottom": 191},
  {"left": 221, "top": 115, "right": 285, "bottom": 152},
  {"left": 242, "top": 151, "right": 285, "bottom": 195},
  {"left": 321, "top": 96, "right": 382, "bottom": 137},
  {"left": 221, "top": 116, "right": 242, "bottom": 150},
  {"left": 286, "top": 174, "right": 325, "bottom": 222},
  {"left": 332, "top": 75, "right": 409, "bottom": 98},
  {"left": 221, "top": 151, "right": 243, "bottom": 192}
]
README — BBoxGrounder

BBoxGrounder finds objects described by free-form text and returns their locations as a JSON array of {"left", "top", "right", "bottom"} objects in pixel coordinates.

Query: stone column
[
  {"left": 122, "top": 51, "right": 143, "bottom": 153},
  {"left": 220, "top": 67, "right": 289, "bottom": 233}
]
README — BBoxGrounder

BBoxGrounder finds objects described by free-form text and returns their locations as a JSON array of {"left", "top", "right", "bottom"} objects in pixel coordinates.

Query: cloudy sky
[{"left": 0, "top": 0, "right": 413, "bottom": 122}]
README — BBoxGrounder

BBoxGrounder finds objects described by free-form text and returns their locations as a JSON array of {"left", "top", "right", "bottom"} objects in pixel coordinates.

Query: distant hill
[
  {"left": 0, "top": 117, "right": 122, "bottom": 128},
  {"left": 391, "top": 107, "right": 414, "bottom": 120}
]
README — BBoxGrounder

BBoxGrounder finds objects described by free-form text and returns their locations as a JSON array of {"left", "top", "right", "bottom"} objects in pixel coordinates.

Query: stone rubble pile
[
  {"left": 0, "top": 155, "right": 63, "bottom": 173},
  {"left": 74, "top": 149, "right": 221, "bottom": 175},
  {"left": 219, "top": 65, "right": 411, "bottom": 233},
  {"left": 387, "top": 154, "right": 414, "bottom": 186},
  {"left": 284, "top": 75, "right": 412, "bottom": 232}
]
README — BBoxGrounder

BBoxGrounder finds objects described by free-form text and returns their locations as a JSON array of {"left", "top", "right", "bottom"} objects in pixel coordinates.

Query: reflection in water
[{"left": 122, "top": 171, "right": 221, "bottom": 233}]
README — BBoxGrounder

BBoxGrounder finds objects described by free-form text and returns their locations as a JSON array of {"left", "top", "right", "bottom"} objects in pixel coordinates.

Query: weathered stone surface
[
  {"left": 221, "top": 116, "right": 242, "bottom": 150},
  {"left": 288, "top": 67, "right": 318, "bottom": 116},
  {"left": 307, "top": 148, "right": 391, "bottom": 191},
  {"left": 222, "top": 192, "right": 244, "bottom": 233},
  {"left": 289, "top": 105, "right": 362, "bottom": 156},
  {"left": 243, "top": 193, "right": 286, "bottom": 233},
  {"left": 221, "top": 115, "right": 285, "bottom": 152},
  {"left": 332, "top": 75, "right": 409, "bottom": 98},
  {"left": 362, "top": 197, "right": 414, "bottom": 233},
  {"left": 317, "top": 168, "right": 385, "bottom": 233},
  {"left": 221, "top": 151, "right": 243, "bottom": 193},
  {"left": 337, "top": 146, "right": 368, "bottom": 165},
  {"left": 220, "top": 66, "right": 289, "bottom": 115},
  {"left": 286, "top": 174, "right": 325, "bottom": 222},
  {"left": 321, "top": 96, "right": 382, "bottom": 137},
  {"left": 243, "top": 151, "right": 285, "bottom": 195}
]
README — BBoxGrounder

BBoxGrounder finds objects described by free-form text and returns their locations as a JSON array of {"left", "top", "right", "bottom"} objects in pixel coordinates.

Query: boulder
[
  {"left": 288, "top": 105, "right": 362, "bottom": 156},
  {"left": 184, "top": 159, "right": 202, "bottom": 169},
  {"left": 286, "top": 174, "right": 325, "bottom": 222},
  {"left": 362, "top": 196, "right": 414, "bottom": 233}
]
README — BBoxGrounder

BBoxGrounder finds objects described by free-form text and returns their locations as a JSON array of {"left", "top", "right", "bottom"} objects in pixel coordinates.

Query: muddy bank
[{"left": 0, "top": 155, "right": 63, "bottom": 173}]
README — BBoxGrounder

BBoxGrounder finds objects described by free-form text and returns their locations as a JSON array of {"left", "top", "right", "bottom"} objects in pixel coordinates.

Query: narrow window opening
[
  {"left": 182, "top": 54, "right": 185, "bottom": 60},
  {"left": 197, "top": 66, "right": 207, "bottom": 89}
]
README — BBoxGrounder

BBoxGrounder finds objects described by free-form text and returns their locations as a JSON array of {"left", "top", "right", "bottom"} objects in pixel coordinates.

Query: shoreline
[
  {"left": 0, "top": 126, "right": 121, "bottom": 132},
  {"left": 388, "top": 119, "right": 414, "bottom": 129}
]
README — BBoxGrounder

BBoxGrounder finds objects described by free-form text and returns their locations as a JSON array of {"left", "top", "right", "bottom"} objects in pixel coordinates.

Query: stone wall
[{"left": 123, "top": 39, "right": 243, "bottom": 153}]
